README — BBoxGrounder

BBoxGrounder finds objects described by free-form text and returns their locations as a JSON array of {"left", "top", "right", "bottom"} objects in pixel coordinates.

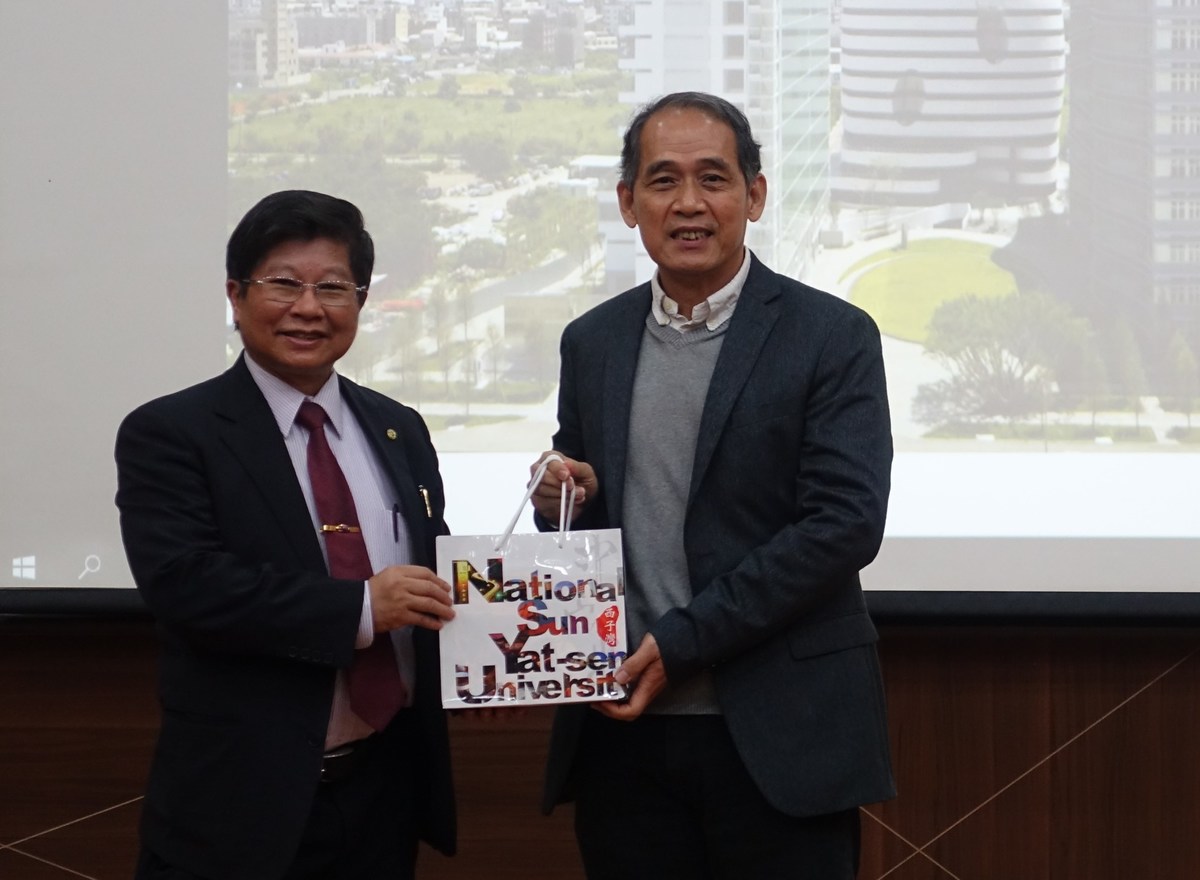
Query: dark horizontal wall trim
[
  {"left": 6, "top": 588, "right": 1200, "bottom": 626},
  {"left": 0, "top": 588, "right": 148, "bottom": 618},
  {"left": 867, "top": 591, "right": 1200, "bottom": 625}
]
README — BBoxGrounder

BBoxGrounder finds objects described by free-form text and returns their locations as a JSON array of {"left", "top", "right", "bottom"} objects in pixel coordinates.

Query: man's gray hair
[{"left": 619, "top": 92, "right": 762, "bottom": 190}]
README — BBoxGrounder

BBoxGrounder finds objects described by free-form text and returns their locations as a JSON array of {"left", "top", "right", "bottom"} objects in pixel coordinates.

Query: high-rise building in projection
[
  {"left": 1070, "top": 0, "right": 1200, "bottom": 321},
  {"left": 613, "top": 0, "right": 831, "bottom": 285},
  {"left": 228, "top": 0, "right": 301, "bottom": 88},
  {"left": 832, "top": 0, "right": 1066, "bottom": 209}
]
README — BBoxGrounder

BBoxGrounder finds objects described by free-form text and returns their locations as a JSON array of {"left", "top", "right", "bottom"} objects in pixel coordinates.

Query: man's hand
[
  {"left": 529, "top": 451, "right": 599, "bottom": 525},
  {"left": 367, "top": 565, "right": 454, "bottom": 632},
  {"left": 595, "top": 633, "right": 666, "bottom": 722}
]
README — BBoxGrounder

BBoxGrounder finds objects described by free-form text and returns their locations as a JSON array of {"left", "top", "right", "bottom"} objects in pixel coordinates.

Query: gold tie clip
[{"left": 320, "top": 524, "right": 361, "bottom": 534}]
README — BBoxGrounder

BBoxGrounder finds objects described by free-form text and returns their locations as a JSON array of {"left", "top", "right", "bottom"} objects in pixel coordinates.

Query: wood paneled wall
[{"left": 1, "top": 618, "right": 1197, "bottom": 879}]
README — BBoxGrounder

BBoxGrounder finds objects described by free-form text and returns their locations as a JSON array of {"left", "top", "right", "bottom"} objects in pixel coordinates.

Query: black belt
[{"left": 320, "top": 737, "right": 371, "bottom": 784}]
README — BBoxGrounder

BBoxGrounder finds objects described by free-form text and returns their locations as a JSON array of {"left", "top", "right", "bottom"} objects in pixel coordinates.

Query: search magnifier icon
[{"left": 78, "top": 554, "right": 101, "bottom": 580}]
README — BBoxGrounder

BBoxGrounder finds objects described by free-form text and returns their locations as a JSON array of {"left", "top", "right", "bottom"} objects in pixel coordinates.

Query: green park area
[
  {"left": 226, "top": 66, "right": 624, "bottom": 295},
  {"left": 842, "top": 238, "right": 1017, "bottom": 344},
  {"left": 225, "top": 66, "right": 627, "bottom": 426},
  {"left": 843, "top": 236, "right": 1200, "bottom": 442},
  {"left": 230, "top": 69, "right": 626, "bottom": 165}
]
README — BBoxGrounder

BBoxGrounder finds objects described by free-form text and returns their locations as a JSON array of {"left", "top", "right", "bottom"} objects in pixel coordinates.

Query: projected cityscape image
[{"left": 227, "top": 0, "right": 1200, "bottom": 458}]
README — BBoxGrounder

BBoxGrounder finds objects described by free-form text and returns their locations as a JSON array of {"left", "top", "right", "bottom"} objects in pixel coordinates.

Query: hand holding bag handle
[{"left": 495, "top": 453, "right": 576, "bottom": 553}]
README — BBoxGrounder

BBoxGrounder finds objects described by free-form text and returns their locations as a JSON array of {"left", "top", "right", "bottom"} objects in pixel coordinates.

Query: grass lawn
[
  {"left": 232, "top": 92, "right": 625, "bottom": 158},
  {"left": 845, "top": 239, "right": 1017, "bottom": 344}
]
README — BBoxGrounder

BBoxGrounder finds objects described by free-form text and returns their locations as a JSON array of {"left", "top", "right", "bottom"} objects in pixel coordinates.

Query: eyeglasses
[{"left": 242, "top": 276, "right": 366, "bottom": 308}]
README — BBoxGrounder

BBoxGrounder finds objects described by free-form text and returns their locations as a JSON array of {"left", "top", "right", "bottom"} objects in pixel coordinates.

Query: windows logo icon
[{"left": 12, "top": 556, "right": 35, "bottom": 580}]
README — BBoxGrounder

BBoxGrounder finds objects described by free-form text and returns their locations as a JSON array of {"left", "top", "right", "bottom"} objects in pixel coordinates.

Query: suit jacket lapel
[
  {"left": 339, "top": 378, "right": 425, "bottom": 536},
  {"left": 602, "top": 284, "right": 653, "bottom": 527},
  {"left": 690, "top": 256, "right": 781, "bottom": 503},
  {"left": 214, "top": 358, "right": 326, "bottom": 571}
]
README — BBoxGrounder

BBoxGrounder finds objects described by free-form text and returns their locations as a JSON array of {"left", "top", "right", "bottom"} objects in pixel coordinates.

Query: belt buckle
[{"left": 320, "top": 743, "right": 357, "bottom": 784}]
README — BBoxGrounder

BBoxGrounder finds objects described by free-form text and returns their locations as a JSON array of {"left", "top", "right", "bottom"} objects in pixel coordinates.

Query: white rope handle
[{"left": 494, "top": 453, "right": 576, "bottom": 553}]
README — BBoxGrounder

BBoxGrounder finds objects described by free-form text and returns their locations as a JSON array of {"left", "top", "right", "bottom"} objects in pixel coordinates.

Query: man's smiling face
[
  {"left": 226, "top": 236, "right": 363, "bottom": 395},
  {"left": 617, "top": 106, "right": 766, "bottom": 308}
]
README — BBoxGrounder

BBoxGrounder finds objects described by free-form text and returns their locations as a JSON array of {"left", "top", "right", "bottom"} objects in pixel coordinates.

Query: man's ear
[
  {"left": 617, "top": 181, "right": 638, "bottom": 229},
  {"left": 225, "top": 279, "right": 242, "bottom": 332},
  {"left": 747, "top": 173, "right": 767, "bottom": 223}
]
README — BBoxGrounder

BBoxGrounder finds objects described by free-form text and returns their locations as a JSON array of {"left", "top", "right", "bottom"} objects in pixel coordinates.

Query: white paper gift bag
[{"left": 436, "top": 456, "right": 628, "bottom": 709}]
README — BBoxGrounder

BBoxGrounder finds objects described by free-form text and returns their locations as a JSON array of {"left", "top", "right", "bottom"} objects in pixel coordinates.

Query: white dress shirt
[
  {"left": 245, "top": 355, "right": 415, "bottom": 748},
  {"left": 650, "top": 247, "right": 752, "bottom": 332}
]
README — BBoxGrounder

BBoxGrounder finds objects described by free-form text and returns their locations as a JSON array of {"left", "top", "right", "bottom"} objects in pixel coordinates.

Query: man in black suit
[
  {"left": 529, "top": 93, "right": 894, "bottom": 878},
  {"left": 116, "top": 190, "right": 456, "bottom": 880}
]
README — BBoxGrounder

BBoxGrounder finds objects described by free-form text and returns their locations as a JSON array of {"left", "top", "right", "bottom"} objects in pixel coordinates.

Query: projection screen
[{"left": 2, "top": 0, "right": 1198, "bottom": 616}]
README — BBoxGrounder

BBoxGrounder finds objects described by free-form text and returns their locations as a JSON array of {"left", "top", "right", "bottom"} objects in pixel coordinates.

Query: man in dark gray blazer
[
  {"left": 116, "top": 191, "right": 456, "bottom": 880},
  {"left": 529, "top": 93, "right": 894, "bottom": 878}
]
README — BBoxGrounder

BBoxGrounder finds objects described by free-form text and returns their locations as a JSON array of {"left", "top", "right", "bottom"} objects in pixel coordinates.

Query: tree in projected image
[
  {"left": 502, "top": 187, "right": 597, "bottom": 273},
  {"left": 426, "top": 286, "right": 454, "bottom": 395},
  {"left": 436, "top": 75, "right": 460, "bottom": 100},
  {"left": 914, "top": 290, "right": 1095, "bottom": 432},
  {"left": 1105, "top": 323, "right": 1148, "bottom": 431},
  {"left": 485, "top": 324, "right": 506, "bottom": 392},
  {"left": 228, "top": 156, "right": 444, "bottom": 292},
  {"left": 384, "top": 311, "right": 425, "bottom": 407},
  {"left": 1164, "top": 332, "right": 1199, "bottom": 432},
  {"left": 458, "top": 130, "right": 516, "bottom": 183}
]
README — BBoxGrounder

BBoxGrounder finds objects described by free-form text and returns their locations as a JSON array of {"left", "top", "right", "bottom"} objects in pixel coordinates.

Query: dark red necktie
[{"left": 296, "top": 400, "right": 406, "bottom": 731}]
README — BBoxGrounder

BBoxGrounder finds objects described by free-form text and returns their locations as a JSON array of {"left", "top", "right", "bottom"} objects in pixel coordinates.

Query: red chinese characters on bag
[{"left": 596, "top": 605, "right": 621, "bottom": 648}]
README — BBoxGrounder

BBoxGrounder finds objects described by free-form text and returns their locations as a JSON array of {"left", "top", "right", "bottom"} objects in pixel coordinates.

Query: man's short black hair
[
  {"left": 226, "top": 190, "right": 374, "bottom": 292},
  {"left": 620, "top": 92, "right": 762, "bottom": 190}
]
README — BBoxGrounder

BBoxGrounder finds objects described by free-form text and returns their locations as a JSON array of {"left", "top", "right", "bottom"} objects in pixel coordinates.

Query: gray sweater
[{"left": 622, "top": 315, "right": 728, "bottom": 714}]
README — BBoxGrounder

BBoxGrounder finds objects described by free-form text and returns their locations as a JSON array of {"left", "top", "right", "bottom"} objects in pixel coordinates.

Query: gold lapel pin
[{"left": 386, "top": 428, "right": 398, "bottom": 440}]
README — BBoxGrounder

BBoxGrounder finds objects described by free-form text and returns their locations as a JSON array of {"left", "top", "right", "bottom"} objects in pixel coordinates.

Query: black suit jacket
[
  {"left": 542, "top": 254, "right": 895, "bottom": 817},
  {"left": 115, "top": 356, "right": 455, "bottom": 880}
]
